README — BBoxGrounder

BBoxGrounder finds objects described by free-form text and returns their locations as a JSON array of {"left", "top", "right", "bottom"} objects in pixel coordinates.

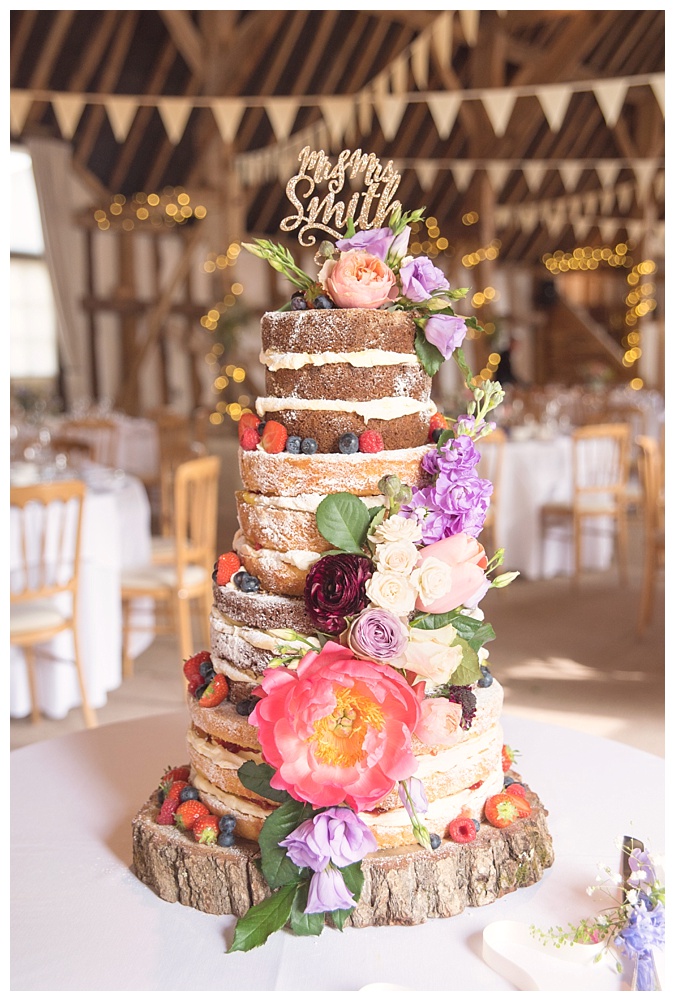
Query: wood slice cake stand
[{"left": 131, "top": 785, "right": 554, "bottom": 927}]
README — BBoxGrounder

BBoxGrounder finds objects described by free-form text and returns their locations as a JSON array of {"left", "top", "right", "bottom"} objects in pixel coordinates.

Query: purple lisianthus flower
[
  {"left": 626, "top": 849, "right": 657, "bottom": 888},
  {"left": 279, "top": 806, "right": 378, "bottom": 872},
  {"left": 344, "top": 608, "right": 408, "bottom": 663},
  {"left": 336, "top": 227, "right": 395, "bottom": 261},
  {"left": 304, "top": 554, "right": 373, "bottom": 634},
  {"left": 398, "top": 777, "right": 429, "bottom": 820},
  {"left": 306, "top": 864, "right": 355, "bottom": 914},
  {"left": 399, "top": 257, "right": 450, "bottom": 302},
  {"left": 424, "top": 314, "right": 468, "bottom": 359}
]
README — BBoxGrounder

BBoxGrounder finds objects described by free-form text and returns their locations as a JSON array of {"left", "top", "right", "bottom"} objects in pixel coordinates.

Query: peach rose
[
  {"left": 250, "top": 641, "right": 421, "bottom": 811},
  {"left": 319, "top": 250, "right": 398, "bottom": 309},
  {"left": 414, "top": 533, "right": 490, "bottom": 614},
  {"left": 415, "top": 698, "right": 464, "bottom": 747},
  {"left": 389, "top": 623, "right": 463, "bottom": 686}
]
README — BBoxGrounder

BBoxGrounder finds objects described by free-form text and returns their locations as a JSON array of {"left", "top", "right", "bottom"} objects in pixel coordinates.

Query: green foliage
[
  {"left": 315, "top": 492, "right": 372, "bottom": 554},
  {"left": 237, "top": 760, "right": 290, "bottom": 804},
  {"left": 228, "top": 883, "right": 297, "bottom": 953}
]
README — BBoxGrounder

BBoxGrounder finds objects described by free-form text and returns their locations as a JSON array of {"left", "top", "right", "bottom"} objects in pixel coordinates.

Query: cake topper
[{"left": 281, "top": 146, "right": 403, "bottom": 246}]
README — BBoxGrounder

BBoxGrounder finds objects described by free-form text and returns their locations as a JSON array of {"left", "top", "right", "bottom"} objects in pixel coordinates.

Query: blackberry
[
  {"left": 300, "top": 437, "right": 318, "bottom": 454},
  {"left": 445, "top": 685, "right": 477, "bottom": 730},
  {"left": 313, "top": 294, "right": 335, "bottom": 309},
  {"left": 217, "top": 831, "right": 235, "bottom": 848},
  {"left": 178, "top": 785, "right": 200, "bottom": 802},
  {"left": 290, "top": 291, "right": 308, "bottom": 310},
  {"left": 429, "top": 833, "right": 441, "bottom": 850},
  {"left": 286, "top": 435, "right": 302, "bottom": 453},
  {"left": 338, "top": 432, "right": 359, "bottom": 454},
  {"left": 236, "top": 697, "right": 259, "bottom": 716}
]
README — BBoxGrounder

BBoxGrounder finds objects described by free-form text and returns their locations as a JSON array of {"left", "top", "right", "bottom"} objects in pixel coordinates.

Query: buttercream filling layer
[
  {"left": 240, "top": 491, "right": 385, "bottom": 512},
  {"left": 255, "top": 396, "right": 435, "bottom": 422},
  {"left": 260, "top": 349, "right": 419, "bottom": 370}
]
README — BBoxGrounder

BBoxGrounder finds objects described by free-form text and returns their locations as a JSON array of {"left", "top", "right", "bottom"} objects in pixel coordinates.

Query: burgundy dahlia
[{"left": 304, "top": 554, "right": 373, "bottom": 634}]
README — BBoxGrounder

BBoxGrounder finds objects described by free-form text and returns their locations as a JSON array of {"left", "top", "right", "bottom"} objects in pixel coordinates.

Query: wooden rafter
[{"left": 158, "top": 10, "right": 205, "bottom": 80}]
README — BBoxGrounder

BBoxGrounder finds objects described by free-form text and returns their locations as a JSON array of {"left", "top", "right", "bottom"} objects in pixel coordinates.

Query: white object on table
[
  {"left": 10, "top": 713, "right": 665, "bottom": 991},
  {"left": 10, "top": 471, "right": 154, "bottom": 719}
]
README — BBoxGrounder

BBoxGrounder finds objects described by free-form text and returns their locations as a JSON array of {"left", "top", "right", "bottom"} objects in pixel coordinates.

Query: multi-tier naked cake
[{"left": 132, "top": 148, "right": 553, "bottom": 951}]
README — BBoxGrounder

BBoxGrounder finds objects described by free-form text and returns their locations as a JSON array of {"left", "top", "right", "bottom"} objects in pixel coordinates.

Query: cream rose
[
  {"left": 374, "top": 540, "right": 419, "bottom": 576},
  {"left": 410, "top": 556, "right": 454, "bottom": 604},
  {"left": 365, "top": 570, "right": 418, "bottom": 616},
  {"left": 320, "top": 250, "right": 398, "bottom": 310},
  {"left": 369, "top": 514, "right": 423, "bottom": 546},
  {"left": 390, "top": 623, "right": 463, "bottom": 686}
]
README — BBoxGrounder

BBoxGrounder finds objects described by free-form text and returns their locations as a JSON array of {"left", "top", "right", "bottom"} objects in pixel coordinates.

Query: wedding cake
[{"left": 132, "top": 148, "right": 553, "bottom": 950}]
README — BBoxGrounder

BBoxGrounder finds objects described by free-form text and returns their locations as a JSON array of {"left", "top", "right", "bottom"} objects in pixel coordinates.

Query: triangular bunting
[
  {"left": 415, "top": 162, "right": 438, "bottom": 192},
  {"left": 519, "top": 205, "right": 539, "bottom": 235},
  {"left": 583, "top": 193, "right": 597, "bottom": 216},
  {"left": 266, "top": 99, "right": 299, "bottom": 143},
  {"left": 358, "top": 90, "right": 373, "bottom": 135},
  {"left": 52, "top": 94, "right": 86, "bottom": 140},
  {"left": 632, "top": 160, "right": 657, "bottom": 204},
  {"left": 486, "top": 162, "right": 511, "bottom": 195},
  {"left": 650, "top": 73, "right": 665, "bottom": 116},
  {"left": 410, "top": 35, "right": 430, "bottom": 90},
  {"left": 105, "top": 96, "right": 138, "bottom": 143},
  {"left": 452, "top": 163, "right": 474, "bottom": 192},
  {"left": 547, "top": 208, "right": 567, "bottom": 240},
  {"left": 596, "top": 162, "right": 621, "bottom": 189},
  {"left": 212, "top": 99, "right": 245, "bottom": 144},
  {"left": 374, "top": 95, "right": 407, "bottom": 142},
  {"left": 558, "top": 163, "right": 584, "bottom": 192},
  {"left": 427, "top": 93, "right": 461, "bottom": 140},
  {"left": 458, "top": 9, "right": 479, "bottom": 46},
  {"left": 571, "top": 215, "right": 592, "bottom": 241},
  {"left": 10, "top": 91, "right": 33, "bottom": 134},
  {"left": 481, "top": 89, "right": 517, "bottom": 137},
  {"left": 600, "top": 189, "right": 615, "bottom": 215},
  {"left": 494, "top": 205, "right": 511, "bottom": 229},
  {"left": 593, "top": 79, "right": 628, "bottom": 128},
  {"left": 654, "top": 170, "right": 665, "bottom": 200},
  {"left": 617, "top": 185, "right": 633, "bottom": 214},
  {"left": 598, "top": 219, "right": 616, "bottom": 244},
  {"left": 432, "top": 11, "right": 453, "bottom": 66},
  {"left": 522, "top": 163, "right": 546, "bottom": 194},
  {"left": 157, "top": 98, "right": 193, "bottom": 144},
  {"left": 390, "top": 54, "right": 408, "bottom": 95},
  {"left": 536, "top": 84, "right": 572, "bottom": 132},
  {"left": 625, "top": 219, "right": 645, "bottom": 247},
  {"left": 320, "top": 97, "right": 355, "bottom": 148}
]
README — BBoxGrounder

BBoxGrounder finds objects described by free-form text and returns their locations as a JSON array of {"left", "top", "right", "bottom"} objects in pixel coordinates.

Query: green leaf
[
  {"left": 410, "top": 608, "right": 463, "bottom": 631},
  {"left": 237, "top": 760, "right": 290, "bottom": 804},
  {"left": 344, "top": 216, "right": 356, "bottom": 238},
  {"left": 328, "top": 906, "right": 354, "bottom": 931},
  {"left": 450, "top": 613, "right": 496, "bottom": 651},
  {"left": 228, "top": 883, "right": 297, "bottom": 953},
  {"left": 289, "top": 882, "right": 326, "bottom": 937},
  {"left": 452, "top": 345, "right": 476, "bottom": 390},
  {"left": 258, "top": 798, "right": 316, "bottom": 889},
  {"left": 315, "top": 493, "right": 372, "bottom": 553},
  {"left": 340, "top": 861, "right": 365, "bottom": 902},
  {"left": 414, "top": 329, "right": 445, "bottom": 377},
  {"left": 435, "top": 428, "right": 454, "bottom": 449},
  {"left": 448, "top": 637, "right": 481, "bottom": 686}
]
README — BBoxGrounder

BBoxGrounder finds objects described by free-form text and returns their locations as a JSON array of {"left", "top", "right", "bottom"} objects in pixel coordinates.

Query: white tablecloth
[
  {"left": 10, "top": 472, "right": 153, "bottom": 719},
  {"left": 47, "top": 414, "right": 160, "bottom": 479},
  {"left": 482, "top": 435, "right": 614, "bottom": 580},
  {"left": 10, "top": 712, "right": 665, "bottom": 990}
]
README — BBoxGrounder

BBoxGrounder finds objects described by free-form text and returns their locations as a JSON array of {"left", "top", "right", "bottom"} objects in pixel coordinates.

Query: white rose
[
  {"left": 365, "top": 571, "right": 418, "bottom": 617},
  {"left": 369, "top": 514, "right": 423, "bottom": 546},
  {"left": 410, "top": 557, "right": 454, "bottom": 604},
  {"left": 374, "top": 540, "right": 419, "bottom": 576},
  {"left": 390, "top": 623, "right": 462, "bottom": 686}
]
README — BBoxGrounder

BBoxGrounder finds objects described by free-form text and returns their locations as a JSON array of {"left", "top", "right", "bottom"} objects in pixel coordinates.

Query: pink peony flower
[
  {"left": 414, "top": 533, "right": 490, "bottom": 614},
  {"left": 249, "top": 641, "right": 422, "bottom": 811},
  {"left": 320, "top": 250, "right": 398, "bottom": 309},
  {"left": 415, "top": 698, "right": 464, "bottom": 747}
]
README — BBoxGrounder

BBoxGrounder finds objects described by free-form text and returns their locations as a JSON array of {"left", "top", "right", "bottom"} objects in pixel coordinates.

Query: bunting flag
[
  {"left": 600, "top": 189, "right": 615, "bottom": 215},
  {"left": 519, "top": 205, "right": 539, "bottom": 235},
  {"left": 105, "top": 96, "right": 139, "bottom": 143},
  {"left": 486, "top": 162, "right": 512, "bottom": 195},
  {"left": 212, "top": 98, "right": 245, "bottom": 144},
  {"left": 266, "top": 99, "right": 299, "bottom": 142},
  {"left": 415, "top": 161, "right": 438, "bottom": 191},
  {"left": 571, "top": 215, "right": 592, "bottom": 242},
  {"left": 157, "top": 98, "right": 193, "bottom": 144},
  {"left": 616, "top": 186, "right": 633, "bottom": 214},
  {"left": 52, "top": 94, "right": 86, "bottom": 140},
  {"left": 595, "top": 162, "right": 621, "bottom": 189},
  {"left": 650, "top": 75, "right": 665, "bottom": 115},
  {"left": 632, "top": 160, "right": 658, "bottom": 204},
  {"left": 625, "top": 219, "right": 646, "bottom": 246},
  {"left": 558, "top": 162, "right": 584, "bottom": 192},
  {"left": 432, "top": 11, "right": 453, "bottom": 66},
  {"left": 320, "top": 97, "right": 355, "bottom": 147},
  {"left": 481, "top": 89, "right": 517, "bottom": 137},
  {"left": 427, "top": 93, "right": 461, "bottom": 139},
  {"left": 458, "top": 10, "right": 480, "bottom": 47},
  {"left": 390, "top": 54, "right": 409, "bottom": 95},
  {"left": 522, "top": 162, "right": 547, "bottom": 194},
  {"left": 452, "top": 163, "right": 474, "bottom": 192},
  {"left": 10, "top": 91, "right": 33, "bottom": 133},
  {"left": 374, "top": 95, "right": 407, "bottom": 141},
  {"left": 410, "top": 35, "right": 430, "bottom": 90},
  {"left": 593, "top": 79, "right": 629, "bottom": 127},
  {"left": 598, "top": 219, "right": 617, "bottom": 244},
  {"left": 536, "top": 84, "right": 572, "bottom": 132},
  {"left": 358, "top": 88, "right": 373, "bottom": 135}
]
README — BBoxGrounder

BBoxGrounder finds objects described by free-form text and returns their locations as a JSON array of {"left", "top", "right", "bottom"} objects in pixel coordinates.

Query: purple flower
[
  {"left": 304, "top": 554, "right": 373, "bottom": 634},
  {"left": 627, "top": 849, "right": 657, "bottom": 888},
  {"left": 279, "top": 806, "right": 377, "bottom": 872},
  {"left": 306, "top": 864, "right": 355, "bottom": 914},
  {"left": 399, "top": 257, "right": 450, "bottom": 302},
  {"left": 423, "top": 315, "right": 468, "bottom": 359},
  {"left": 336, "top": 227, "right": 396, "bottom": 261},
  {"left": 344, "top": 608, "right": 409, "bottom": 663},
  {"left": 615, "top": 900, "right": 665, "bottom": 988},
  {"left": 454, "top": 414, "right": 496, "bottom": 438},
  {"left": 398, "top": 777, "right": 428, "bottom": 819}
]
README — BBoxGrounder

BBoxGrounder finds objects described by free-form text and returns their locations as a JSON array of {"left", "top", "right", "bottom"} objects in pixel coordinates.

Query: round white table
[{"left": 10, "top": 712, "right": 665, "bottom": 990}]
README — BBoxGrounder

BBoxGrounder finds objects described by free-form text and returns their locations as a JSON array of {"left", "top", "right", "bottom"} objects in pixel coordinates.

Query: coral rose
[
  {"left": 414, "top": 533, "right": 490, "bottom": 614},
  {"left": 249, "top": 641, "right": 421, "bottom": 811},
  {"left": 320, "top": 250, "right": 398, "bottom": 309}
]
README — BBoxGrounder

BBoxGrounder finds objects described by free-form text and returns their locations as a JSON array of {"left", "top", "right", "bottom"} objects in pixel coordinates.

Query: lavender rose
[
  {"left": 399, "top": 256, "right": 450, "bottom": 302},
  {"left": 344, "top": 607, "right": 409, "bottom": 663},
  {"left": 280, "top": 806, "right": 378, "bottom": 871},
  {"left": 304, "top": 553, "right": 373, "bottom": 634},
  {"left": 424, "top": 314, "right": 468, "bottom": 359}
]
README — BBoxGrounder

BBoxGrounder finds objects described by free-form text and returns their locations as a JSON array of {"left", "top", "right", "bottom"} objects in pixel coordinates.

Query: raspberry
[
  {"left": 240, "top": 427, "right": 261, "bottom": 451},
  {"left": 193, "top": 814, "right": 220, "bottom": 845},
  {"left": 174, "top": 800, "right": 210, "bottom": 831},
  {"left": 216, "top": 551, "right": 241, "bottom": 586},
  {"left": 260, "top": 419, "right": 288, "bottom": 454},
  {"left": 157, "top": 792, "right": 182, "bottom": 825},
  {"left": 447, "top": 816, "right": 477, "bottom": 843},
  {"left": 359, "top": 430, "right": 384, "bottom": 453}
]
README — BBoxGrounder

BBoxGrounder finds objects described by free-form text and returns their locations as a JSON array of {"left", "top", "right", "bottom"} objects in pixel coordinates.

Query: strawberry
[
  {"left": 506, "top": 782, "right": 527, "bottom": 799},
  {"left": 198, "top": 674, "right": 229, "bottom": 708},
  {"left": 507, "top": 792, "right": 532, "bottom": 819},
  {"left": 359, "top": 430, "right": 384, "bottom": 453},
  {"left": 174, "top": 799, "right": 210, "bottom": 831},
  {"left": 238, "top": 412, "right": 260, "bottom": 437},
  {"left": 501, "top": 744, "right": 519, "bottom": 772},
  {"left": 159, "top": 765, "right": 190, "bottom": 793},
  {"left": 193, "top": 814, "right": 220, "bottom": 845},
  {"left": 484, "top": 792, "right": 529, "bottom": 829},
  {"left": 260, "top": 419, "right": 288, "bottom": 454},
  {"left": 429, "top": 412, "right": 448, "bottom": 433},
  {"left": 183, "top": 651, "right": 210, "bottom": 683},
  {"left": 216, "top": 551, "right": 241, "bottom": 586},
  {"left": 447, "top": 815, "right": 477, "bottom": 843},
  {"left": 240, "top": 427, "right": 261, "bottom": 451}
]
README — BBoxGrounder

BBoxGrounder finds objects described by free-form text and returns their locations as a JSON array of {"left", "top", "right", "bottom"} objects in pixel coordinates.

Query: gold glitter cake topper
[{"left": 281, "top": 146, "right": 402, "bottom": 247}]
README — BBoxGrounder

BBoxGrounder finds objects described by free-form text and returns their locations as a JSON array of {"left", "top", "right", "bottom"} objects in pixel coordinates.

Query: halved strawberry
[
  {"left": 484, "top": 792, "right": 521, "bottom": 829},
  {"left": 198, "top": 674, "right": 229, "bottom": 708},
  {"left": 238, "top": 412, "right": 260, "bottom": 437},
  {"left": 506, "top": 792, "right": 532, "bottom": 819},
  {"left": 260, "top": 419, "right": 288, "bottom": 454},
  {"left": 159, "top": 765, "right": 190, "bottom": 791},
  {"left": 501, "top": 744, "right": 519, "bottom": 772}
]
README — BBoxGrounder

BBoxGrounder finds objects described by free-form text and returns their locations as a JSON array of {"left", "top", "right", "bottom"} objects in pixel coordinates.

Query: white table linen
[
  {"left": 10, "top": 471, "right": 153, "bottom": 719},
  {"left": 46, "top": 413, "right": 160, "bottom": 479},
  {"left": 10, "top": 712, "right": 665, "bottom": 991}
]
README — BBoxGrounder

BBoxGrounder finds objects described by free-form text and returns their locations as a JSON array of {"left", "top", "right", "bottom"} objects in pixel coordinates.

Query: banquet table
[
  {"left": 10, "top": 465, "right": 154, "bottom": 719},
  {"left": 10, "top": 712, "right": 665, "bottom": 991}
]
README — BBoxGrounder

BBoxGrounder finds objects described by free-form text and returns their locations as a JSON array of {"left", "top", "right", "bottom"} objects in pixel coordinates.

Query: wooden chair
[
  {"left": 540, "top": 423, "right": 631, "bottom": 585},
  {"left": 635, "top": 436, "right": 665, "bottom": 636},
  {"left": 477, "top": 427, "right": 507, "bottom": 554},
  {"left": 59, "top": 416, "right": 119, "bottom": 466},
  {"left": 50, "top": 436, "right": 94, "bottom": 463},
  {"left": 120, "top": 453, "right": 221, "bottom": 675},
  {"left": 10, "top": 479, "right": 97, "bottom": 728}
]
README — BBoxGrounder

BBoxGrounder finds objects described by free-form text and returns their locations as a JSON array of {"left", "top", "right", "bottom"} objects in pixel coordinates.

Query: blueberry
[
  {"left": 503, "top": 775, "right": 517, "bottom": 788},
  {"left": 236, "top": 697, "right": 259, "bottom": 716},
  {"left": 313, "top": 294, "right": 335, "bottom": 309},
  {"left": 291, "top": 291, "right": 308, "bottom": 310},
  {"left": 257, "top": 422, "right": 267, "bottom": 435},
  {"left": 199, "top": 658, "right": 215, "bottom": 679},
  {"left": 285, "top": 435, "right": 302, "bottom": 454},
  {"left": 477, "top": 664, "right": 493, "bottom": 688},
  {"left": 338, "top": 432, "right": 359, "bottom": 454},
  {"left": 194, "top": 682, "right": 209, "bottom": 700},
  {"left": 472, "top": 819, "right": 481, "bottom": 833},
  {"left": 219, "top": 814, "right": 237, "bottom": 833},
  {"left": 217, "top": 831, "right": 235, "bottom": 848},
  {"left": 237, "top": 573, "right": 260, "bottom": 593},
  {"left": 429, "top": 833, "right": 441, "bottom": 850},
  {"left": 431, "top": 427, "right": 444, "bottom": 443},
  {"left": 179, "top": 785, "right": 200, "bottom": 802},
  {"left": 301, "top": 437, "right": 318, "bottom": 454}
]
